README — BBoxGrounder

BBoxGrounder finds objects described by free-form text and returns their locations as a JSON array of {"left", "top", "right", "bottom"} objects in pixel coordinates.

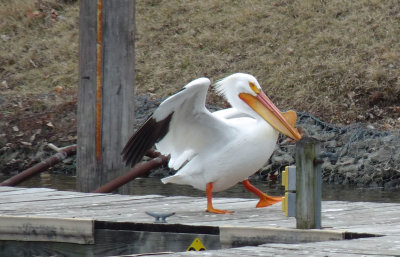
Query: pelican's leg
[
  {"left": 242, "top": 179, "right": 282, "bottom": 208},
  {"left": 206, "top": 182, "right": 233, "bottom": 214}
]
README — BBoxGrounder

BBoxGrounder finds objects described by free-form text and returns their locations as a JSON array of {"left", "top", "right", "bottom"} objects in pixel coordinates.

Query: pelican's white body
[
  {"left": 161, "top": 116, "right": 278, "bottom": 192},
  {"left": 152, "top": 74, "right": 280, "bottom": 192}
]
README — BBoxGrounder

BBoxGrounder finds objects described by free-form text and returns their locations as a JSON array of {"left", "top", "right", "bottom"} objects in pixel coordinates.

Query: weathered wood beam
[
  {"left": 295, "top": 137, "right": 322, "bottom": 229},
  {"left": 77, "top": 0, "right": 135, "bottom": 193},
  {"left": 0, "top": 216, "right": 94, "bottom": 244}
]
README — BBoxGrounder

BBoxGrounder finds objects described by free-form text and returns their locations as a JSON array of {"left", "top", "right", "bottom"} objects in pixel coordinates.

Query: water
[{"left": 1, "top": 173, "right": 400, "bottom": 203}]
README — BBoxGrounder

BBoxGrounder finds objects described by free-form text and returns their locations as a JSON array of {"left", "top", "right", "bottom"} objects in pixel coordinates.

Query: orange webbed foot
[
  {"left": 206, "top": 182, "right": 234, "bottom": 214},
  {"left": 206, "top": 206, "right": 234, "bottom": 214},
  {"left": 242, "top": 179, "right": 282, "bottom": 208},
  {"left": 256, "top": 195, "right": 282, "bottom": 208}
]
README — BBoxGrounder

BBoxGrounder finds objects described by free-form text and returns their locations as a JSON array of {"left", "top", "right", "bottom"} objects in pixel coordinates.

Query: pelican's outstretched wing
[
  {"left": 121, "top": 113, "right": 173, "bottom": 167},
  {"left": 121, "top": 77, "right": 237, "bottom": 168}
]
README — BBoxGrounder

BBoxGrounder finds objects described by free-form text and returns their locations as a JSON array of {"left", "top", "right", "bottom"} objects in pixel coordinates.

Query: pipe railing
[
  {"left": 92, "top": 151, "right": 169, "bottom": 193},
  {"left": 0, "top": 144, "right": 77, "bottom": 187}
]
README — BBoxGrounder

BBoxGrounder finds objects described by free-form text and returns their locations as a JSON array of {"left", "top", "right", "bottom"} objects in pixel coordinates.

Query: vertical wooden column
[
  {"left": 295, "top": 137, "right": 321, "bottom": 229},
  {"left": 77, "top": 0, "right": 135, "bottom": 193}
]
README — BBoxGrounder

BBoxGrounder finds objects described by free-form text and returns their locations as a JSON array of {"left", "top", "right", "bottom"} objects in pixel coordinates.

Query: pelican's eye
[{"left": 249, "top": 82, "right": 260, "bottom": 94}]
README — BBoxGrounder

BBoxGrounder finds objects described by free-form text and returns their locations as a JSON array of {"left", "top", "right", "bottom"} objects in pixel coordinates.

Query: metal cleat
[{"left": 145, "top": 212, "right": 176, "bottom": 223}]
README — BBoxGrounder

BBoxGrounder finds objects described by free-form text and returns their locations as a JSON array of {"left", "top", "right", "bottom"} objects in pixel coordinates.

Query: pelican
[{"left": 122, "top": 73, "right": 302, "bottom": 214}]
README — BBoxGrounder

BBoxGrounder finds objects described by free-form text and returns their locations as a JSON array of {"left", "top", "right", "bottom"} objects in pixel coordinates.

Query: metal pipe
[
  {"left": 0, "top": 145, "right": 77, "bottom": 187},
  {"left": 92, "top": 154, "right": 169, "bottom": 193}
]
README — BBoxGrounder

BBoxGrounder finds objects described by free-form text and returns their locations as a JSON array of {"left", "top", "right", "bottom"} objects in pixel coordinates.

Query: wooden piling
[
  {"left": 77, "top": 1, "right": 136, "bottom": 193},
  {"left": 295, "top": 137, "right": 321, "bottom": 229}
]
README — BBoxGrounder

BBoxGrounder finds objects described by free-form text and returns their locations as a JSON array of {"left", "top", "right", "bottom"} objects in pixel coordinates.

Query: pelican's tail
[
  {"left": 161, "top": 174, "right": 187, "bottom": 185},
  {"left": 161, "top": 175, "right": 175, "bottom": 184}
]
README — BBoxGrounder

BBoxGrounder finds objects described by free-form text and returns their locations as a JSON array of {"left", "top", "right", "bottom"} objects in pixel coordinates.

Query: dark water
[{"left": 1, "top": 173, "right": 400, "bottom": 203}]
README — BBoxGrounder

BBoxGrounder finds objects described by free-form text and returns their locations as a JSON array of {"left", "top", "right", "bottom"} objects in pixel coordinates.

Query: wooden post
[
  {"left": 295, "top": 137, "right": 321, "bottom": 229},
  {"left": 77, "top": 0, "right": 135, "bottom": 193}
]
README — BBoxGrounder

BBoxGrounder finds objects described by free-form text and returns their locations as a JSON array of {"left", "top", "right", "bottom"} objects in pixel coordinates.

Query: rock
[
  {"left": 333, "top": 175, "right": 344, "bottom": 184},
  {"left": 337, "top": 157, "right": 356, "bottom": 166},
  {"left": 321, "top": 162, "right": 336, "bottom": 172},
  {"left": 271, "top": 153, "right": 294, "bottom": 166},
  {"left": 368, "top": 146, "right": 393, "bottom": 164},
  {"left": 359, "top": 174, "right": 372, "bottom": 185},
  {"left": 369, "top": 181, "right": 379, "bottom": 188},
  {"left": 323, "top": 140, "right": 337, "bottom": 148},
  {"left": 348, "top": 140, "right": 370, "bottom": 150},
  {"left": 384, "top": 178, "right": 400, "bottom": 189},
  {"left": 393, "top": 150, "right": 400, "bottom": 163},
  {"left": 0, "top": 133, "right": 6, "bottom": 146},
  {"left": 361, "top": 162, "right": 376, "bottom": 175},
  {"left": 313, "top": 132, "right": 336, "bottom": 141},
  {"left": 281, "top": 144, "right": 296, "bottom": 154},
  {"left": 260, "top": 163, "right": 273, "bottom": 173}
]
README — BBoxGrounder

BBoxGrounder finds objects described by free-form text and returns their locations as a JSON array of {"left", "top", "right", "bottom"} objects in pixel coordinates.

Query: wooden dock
[{"left": 0, "top": 186, "right": 399, "bottom": 256}]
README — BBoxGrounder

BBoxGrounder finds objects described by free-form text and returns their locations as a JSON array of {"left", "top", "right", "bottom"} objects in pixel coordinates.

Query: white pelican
[{"left": 122, "top": 73, "right": 302, "bottom": 214}]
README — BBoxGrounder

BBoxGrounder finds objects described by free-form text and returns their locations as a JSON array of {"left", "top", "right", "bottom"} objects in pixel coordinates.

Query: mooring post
[
  {"left": 77, "top": 0, "right": 136, "bottom": 193},
  {"left": 295, "top": 137, "right": 321, "bottom": 229}
]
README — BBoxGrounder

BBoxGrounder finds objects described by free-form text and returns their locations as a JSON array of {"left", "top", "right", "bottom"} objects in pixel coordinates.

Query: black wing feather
[{"left": 121, "top": 113, "right": 173, "bottom": 167}]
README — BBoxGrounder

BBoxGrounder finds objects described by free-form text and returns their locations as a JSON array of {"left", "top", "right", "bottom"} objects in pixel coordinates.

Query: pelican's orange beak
[{"left": 239, "top": 91, "right": 302, "bottom": 141}]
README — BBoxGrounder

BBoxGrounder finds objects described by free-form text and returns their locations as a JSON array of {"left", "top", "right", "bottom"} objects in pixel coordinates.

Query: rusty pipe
[
  {"left": 92, "top": 154, "right": 169, "bottom": 193},
  {"left": 0, "top": 145, "right": 77, "bottom": 187}
]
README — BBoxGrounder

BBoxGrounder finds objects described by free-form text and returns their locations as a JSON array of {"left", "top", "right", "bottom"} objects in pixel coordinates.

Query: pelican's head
[{"left": 215, "top": 73, "right": 302, "bottom": 141}]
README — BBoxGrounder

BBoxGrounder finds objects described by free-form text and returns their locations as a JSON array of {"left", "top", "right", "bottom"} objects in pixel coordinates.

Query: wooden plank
[
  {"left": 77, "top": 0, "right": 98, "bottom": 192},
  {"left": 220, "top": 225, "right": 345, "bottom": 246},
  {"left": 0, "top": 191, "right": 399, "bottom": 228},
  {"left": 120, "top": 234, "right": 400, "bottom": 256},
  {"left": 1, "top": 188, "right": 400, "bottom": 256},
  {"left": 100, "top": 0, "right": 136, "bottom": 195},
  {"left": 77, "top": 0, "right": 135, "bottom": 193},
  {"left": 0, "top": 191, "right": 90, "bottom": 204},
  {"left": 0, "top": 195, "right": 169, "bottom": 219},
  {"left": 0, "top": 216, "right": 94, "bottom": 244},
  {"left": 0, "top": 186, "right": 28, "bottom": 192},
  {"left": 0, "top": 190, "right": 164, "bottom": 205},
  {"left": 261, "top": 236, "right": 400, "bottom": 256},
  {"left": 0, "top": 188, "right": 398, "bottom": 232},
  {"left": 0, "top": 195, "right": 167, "bottom": 212},
  {"left": 1, "top": 195, "right": 394, "bottom": 235},
  {"left": 0, "top": 187, "right": 55, "bottom": 196}
]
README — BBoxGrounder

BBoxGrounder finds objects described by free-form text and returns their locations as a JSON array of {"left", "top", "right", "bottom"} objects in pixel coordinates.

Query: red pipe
[
  {"left": 92, "top": 154, "right": 169, "bottom": 193},
  {"left": 0, "top": 145, "right": 77, "bottom": 187}
]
